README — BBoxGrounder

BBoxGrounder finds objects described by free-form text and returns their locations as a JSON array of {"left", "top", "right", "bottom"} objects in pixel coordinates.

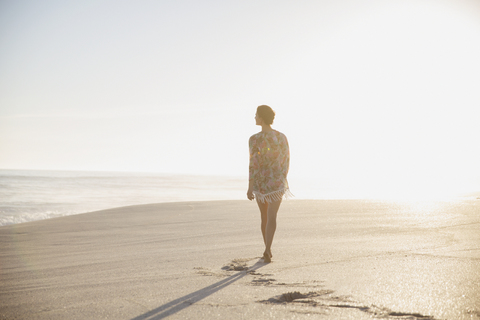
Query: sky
[{"left": 1, "top": 0, "right": 480, "bottom": 199}]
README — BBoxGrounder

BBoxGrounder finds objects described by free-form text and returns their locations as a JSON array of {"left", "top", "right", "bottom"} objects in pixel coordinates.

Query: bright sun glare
[{"left": 289, "top": 1, "right": 480, "bottom": 201}]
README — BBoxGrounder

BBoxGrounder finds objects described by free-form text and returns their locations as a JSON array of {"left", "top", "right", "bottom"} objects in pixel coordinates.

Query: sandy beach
[{"left": 1, "top": 199, "right": 479, "bottom": 319}]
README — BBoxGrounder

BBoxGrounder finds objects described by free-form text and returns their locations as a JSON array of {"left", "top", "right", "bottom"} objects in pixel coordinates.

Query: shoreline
[
  {"left": 3, "top": 168, "right": 478, "bottom": 228},
  {"left": 3, "top": 192, "right": 479, "bottom": 228},
  {"left": 1, "top": 199, "right": 478, "bottom": 319}
]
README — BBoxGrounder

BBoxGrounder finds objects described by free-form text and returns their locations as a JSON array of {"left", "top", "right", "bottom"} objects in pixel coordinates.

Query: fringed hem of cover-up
[{"left": 253, "top": 188, "right": 294, "bottom": 204}]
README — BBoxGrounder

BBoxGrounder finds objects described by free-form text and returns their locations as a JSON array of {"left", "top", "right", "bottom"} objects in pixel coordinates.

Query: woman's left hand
[{"left": 247, "top": 189, "right": 255, "bottom": 201}]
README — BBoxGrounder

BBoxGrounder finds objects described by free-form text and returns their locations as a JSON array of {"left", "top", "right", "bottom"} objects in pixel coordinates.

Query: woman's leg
[
  {"left": 264, "top": 199, "right": 282, "bottom": 261},
  {"left": 256, "top": 200, "right": 268, "bottom": 246}
]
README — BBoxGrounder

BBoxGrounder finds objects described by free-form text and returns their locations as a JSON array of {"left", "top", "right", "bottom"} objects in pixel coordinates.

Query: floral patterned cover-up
[{"left": 249, "top": 130, "right": 292, "bottom": 203}]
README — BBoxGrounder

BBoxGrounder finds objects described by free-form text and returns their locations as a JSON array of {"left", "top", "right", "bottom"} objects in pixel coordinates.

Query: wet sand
[{"left": 1, "top": 199, "right": 479, "bottom": 319}]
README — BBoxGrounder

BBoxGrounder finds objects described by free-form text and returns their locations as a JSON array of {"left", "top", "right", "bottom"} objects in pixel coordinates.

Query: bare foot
[{"left": 263, "top": 251, "right": 272, "bottom": 263}]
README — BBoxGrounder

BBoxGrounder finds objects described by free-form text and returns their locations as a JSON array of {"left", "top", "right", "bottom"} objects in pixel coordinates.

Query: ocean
[
  {"left": 0, "top": 170, "right": 246, "bottom": 226},
  {"left": 2, "top": 169, "right": 478, "bottom": 227}
]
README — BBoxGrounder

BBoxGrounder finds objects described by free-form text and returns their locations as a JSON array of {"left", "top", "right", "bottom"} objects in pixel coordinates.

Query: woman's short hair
[{"left": 257, "top": 105, "right": 275, "bottom": 125}]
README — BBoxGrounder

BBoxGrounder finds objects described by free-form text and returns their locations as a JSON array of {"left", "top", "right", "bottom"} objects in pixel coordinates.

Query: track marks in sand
[
  {"left": 194, "top": 259, "right": 438, "bottom": 319},
  {"left": 248, "top": 268, "right": 325, "bottom": 289},
  {"left": 221, "top": 258, "right": 251, "bottom": 271},
  {"left": 193, "top": 267, "right": 229, "bottom": 277},
  {"left": 259, "top": 290, "right": 334, "bottom": 303},
  {"left": 251, "top": 278, "right": 277, "bottom": 285},
  {"left": 259, "top": 290, "right": 438, "bottom": 319},
  {"left": 195, "top": 258, "right": 260, "bottom": 276},
  {"left": 246, "top": 263, "right": 437, "bottom": 319},
  {"left": 249, "top": 277, "right": 325, "bottom": 288}
]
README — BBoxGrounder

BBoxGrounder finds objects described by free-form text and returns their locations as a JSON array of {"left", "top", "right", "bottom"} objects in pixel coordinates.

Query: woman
[{"left": 247, "top": 105, "right": 291, "bottom": 263}]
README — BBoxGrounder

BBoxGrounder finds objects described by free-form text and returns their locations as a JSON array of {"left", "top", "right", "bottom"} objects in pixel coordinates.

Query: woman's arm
[
  {"left": 247, "top": 179, "right": 254, "bottom": 200},
  {"left": 247, "top": 136, "right": 256, "bottom": 200}
]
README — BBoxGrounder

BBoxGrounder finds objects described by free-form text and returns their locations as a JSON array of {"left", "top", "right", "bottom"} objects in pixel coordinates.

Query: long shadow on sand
[{"left": 131, "top": 259, "right": 265, "bottom": 320}]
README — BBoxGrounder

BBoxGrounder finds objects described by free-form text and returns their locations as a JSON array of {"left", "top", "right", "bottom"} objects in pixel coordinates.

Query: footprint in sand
[
  {"left": 259, "top": 290, "right": 438, "bottom": 319},
  {"left": 193, "top": 267, "right": 228, "bottom": 277},
  {"left": 259, "top": 290, "right": 334, "bottom": 304},
  {"left": 221, "top": 258, "right": 257, "bottom": 271},
  {"left": 196, "top": 258, "right": 259, "bottom": 276},
  {"left": 251, "top": 278, "right": 276, "bottom": 285}
]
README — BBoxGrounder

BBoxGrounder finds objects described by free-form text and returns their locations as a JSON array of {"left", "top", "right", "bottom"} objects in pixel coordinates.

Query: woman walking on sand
[{"left": 247, "top": 105, "right": 291, "bottom": 263}]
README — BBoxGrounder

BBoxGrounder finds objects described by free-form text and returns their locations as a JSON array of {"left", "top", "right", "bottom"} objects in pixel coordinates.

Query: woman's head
[{"left": 256, "top": 105, "right": 275, "bottom": 125}]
